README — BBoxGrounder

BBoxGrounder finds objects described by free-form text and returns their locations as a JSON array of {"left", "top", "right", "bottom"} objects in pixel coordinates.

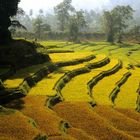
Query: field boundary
[
  {"left": 55, "top": 54, "right": 96, "bottom": 67},
  {"left": 46, "top": 57, "right": 110, "bottom": 108},
  {"left": 136, "top": 83, "right": 140, "bottom": 112},
  {"left": 87, "top": 60, "right": 122, "bottom": 98},
  {"left": 0, "top": 64, "right": 56, "bottom": 104},
  {"left": 109, "top": 72, "right": 132, "bottom": 105}
]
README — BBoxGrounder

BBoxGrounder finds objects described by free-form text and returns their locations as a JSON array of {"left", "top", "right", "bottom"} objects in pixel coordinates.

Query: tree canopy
[
  {"left": 103, "top": 5, "right": 134, "bottom": 43},
  {"left": 0, "top": 0, "right": 20, "bottom": 44},
  {"left": 54, "top": 0, "right": 75, "bottom": 31}
]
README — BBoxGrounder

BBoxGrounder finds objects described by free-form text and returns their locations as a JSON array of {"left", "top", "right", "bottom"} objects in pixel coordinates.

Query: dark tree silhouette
[{"left": 0, "top": 0, "right": 20, "bottom": 44}]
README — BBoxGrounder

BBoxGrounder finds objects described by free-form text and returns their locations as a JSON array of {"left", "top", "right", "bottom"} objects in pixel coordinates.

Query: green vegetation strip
[
  {"left": 55, "top": 54, "right": 96, "bottom": 67},
  {"left": 86, "top": 57, "right": 110, "bottom": 69},
  {"left": 136, "top": 83, "right": 140, "bottom": 112},
  {"left": 109, "top": 72, "right": 132, "bottom": 105},
  {"left": 87, "top": 60, "right": 122, "bottom": 98},
  {"left": 47, "top": 50, "right": 74, "bottom": 53},
  {"left": 46, "top": 57, "right": 110, "bottom": 108}
]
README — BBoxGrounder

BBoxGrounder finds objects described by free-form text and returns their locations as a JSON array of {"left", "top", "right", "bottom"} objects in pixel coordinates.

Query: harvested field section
[
  {"left": 5, "top": 95, "right": 64, "bottom": 137},
  {"left": 48, "top": 135, "right": 77, "bottom": 140},
  {"left": 0, "top": 108, "right": 43, "bottom": 140},
  {"left": 93, "top": 105, "right": 140, "bottom": 138},
  {"left": 67, "top": 127, "right": 96, "bottom": 140},
  {"left": 20, "top": 95, "right": 64, "bottom": 137},
  {"left": 116, "top": 108, "right": 140, "bottom": 122},
  {"left": 53, "top": 102, "right": 135, "bottom": 140}
]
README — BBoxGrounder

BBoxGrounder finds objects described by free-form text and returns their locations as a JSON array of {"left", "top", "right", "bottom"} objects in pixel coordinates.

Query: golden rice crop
[
  {"left": 53, "top": 102, "right": 135, "bottom": 140},
  {"left": 50, "top": 52, "right": 93, "bottom": 62},
  {"left": 28, "top": 73, "right": 64, "bottom": 96},
  {"left": 62, "top": 59, "right": 119, "bottom": 102},
  {"left": 28, "top": 55, "right": 105, "bottom": 96},
  {"left": 4, "top": 63, "right": 48, "bottom": 88},
  {"left": 115, "top": 68, "right": 140, "bottom": 109},
  {"left": 93, "top": 68, "right": 128, "bottom": 106},
  {"left": 0, "top": 110, "right": 42, "bottom": 140}
]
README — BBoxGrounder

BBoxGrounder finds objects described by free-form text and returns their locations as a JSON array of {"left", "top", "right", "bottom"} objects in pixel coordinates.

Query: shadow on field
[{"left": 4, "top": 99, "right": 25, "bottom": 110}]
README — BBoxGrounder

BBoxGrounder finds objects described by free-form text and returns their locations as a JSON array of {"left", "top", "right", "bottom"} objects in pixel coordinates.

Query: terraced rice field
[
  {"left": 0, "top": 41, "right": 140, "bottom": 140},
  {"left": 93, "top": 68, "right": 128, "bottom": 106},
  {"left": 3, "top": 63, "right": 49, "bottom": 88},
  {"left": 62, "top": 58, "right": 118, "bottom": 101},
  {"left": 115, "top": 68, "right": 140, "bottom": 109}
]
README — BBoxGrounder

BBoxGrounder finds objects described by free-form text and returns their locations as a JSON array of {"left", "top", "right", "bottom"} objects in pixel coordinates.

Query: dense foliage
[
  {"left": 103, "top": 5, "right": 134, "bottom": 43},
  {"left": 0, "top": 0, "right": 20, "bottom": 44}
]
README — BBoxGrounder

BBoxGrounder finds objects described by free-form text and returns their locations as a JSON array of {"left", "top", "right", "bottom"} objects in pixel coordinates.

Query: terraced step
[
  {"left": 93, "top": 68, "right": 128, "bottom": 105},
  {"left": 28, "top": 72, "right": 65, "bottom": 96},
  {"left": 109, "top": 72, "right": 132, "bottom": 107},
  {"left": 40, "top": 41, "right": 69, "bottom": 48},
  {"left": 0, "top": 64, "right": 53, "bottom": 104},
  {"left": 93, "top": 105, "right": 140, "bottom": 138},
  {"left": 3, "top": 54, "right": 95, "bottom": 90},
  {"left": 63, "top": 54, "right": 107, "bottom": 71},
  {"left": 55, "top": 54, "right": 96, "bottom": 67},
  {"left": 0, "top": 105, "right": 47, "bottom": 140},
  {"left": 53, "top": 102, "right": 136, "bottom": 140},
  {"left": 3, "top": 63, "right": 51, "bottom": 89},
  {"left": 71, "top": 44, "right": 88, "bottom": 50},
  {"left": 20, "top": 96, "right": 67, "bottom": 137},
  {"left": 50, "top": 52, "right": 93, "bottom": 63},
  {"left": 2, "top": 95, "right": 76, "bottom": 140},
  {"left": 87, "top": 60, "right": 122, "bottom": 103},
  {"left": 116, "top": 108, "right": 140, "bottom": 122},
  {"left": 61, "top": 59, "right": 118, "bottom": 102},
  {"left": 136, "top": 83, "right": 140, "bottom": 112},
  {"left": 92, "top": 45, "right": 108, "bottom": 52},
  {"left": 46, "top": 55, "right": 110, "bottom": 107},
  {"left": 114, "top": 68, "right": 140, "bottom": 109},
  {"left": 47, "top": 49, "right": 74, "bottom": 54},
  {"left": 28, "top": 55, "right": 102, "bottom": 97}
]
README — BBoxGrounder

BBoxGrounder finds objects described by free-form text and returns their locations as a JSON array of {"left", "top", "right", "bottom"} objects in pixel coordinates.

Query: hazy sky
[
  {"left": 19, "top": 0, "right": 110, "bottom": 14},
  {"left": 19, "top": 0, "right": 139, "bottom": 14}
]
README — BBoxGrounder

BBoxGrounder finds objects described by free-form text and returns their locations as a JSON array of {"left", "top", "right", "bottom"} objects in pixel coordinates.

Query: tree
[
  {"left": 68, "top": 16, "right": 79, "bottom": 42},
  {"left": 0, "top": 0, "right": 20, "bottom": 44},
  {"left": 68, "top": 10, "right": 86, "bottom": 42},
  {"left": 132, "top": 25, "right": 140, "bottom": 44},
  {"left": 10, "top": 8, "right": 26, "bottom": 33},
  {"left": 103, "top": 5, "right": 134, "bottom": 43},
  {"left": 54, "top": 0, "right": 75, "bottom": 31},
  {"left": 33, "top": 16, "right": 51, "bottom": 40},
  {"left": 33, "top": 16, "right": 44, "bottom": 39},
  {"left": 112, "top": 5, "right": 134, "bottom": 43},
  {"left": 103, "top": 11, "right": 115, "bottom": 42}
]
